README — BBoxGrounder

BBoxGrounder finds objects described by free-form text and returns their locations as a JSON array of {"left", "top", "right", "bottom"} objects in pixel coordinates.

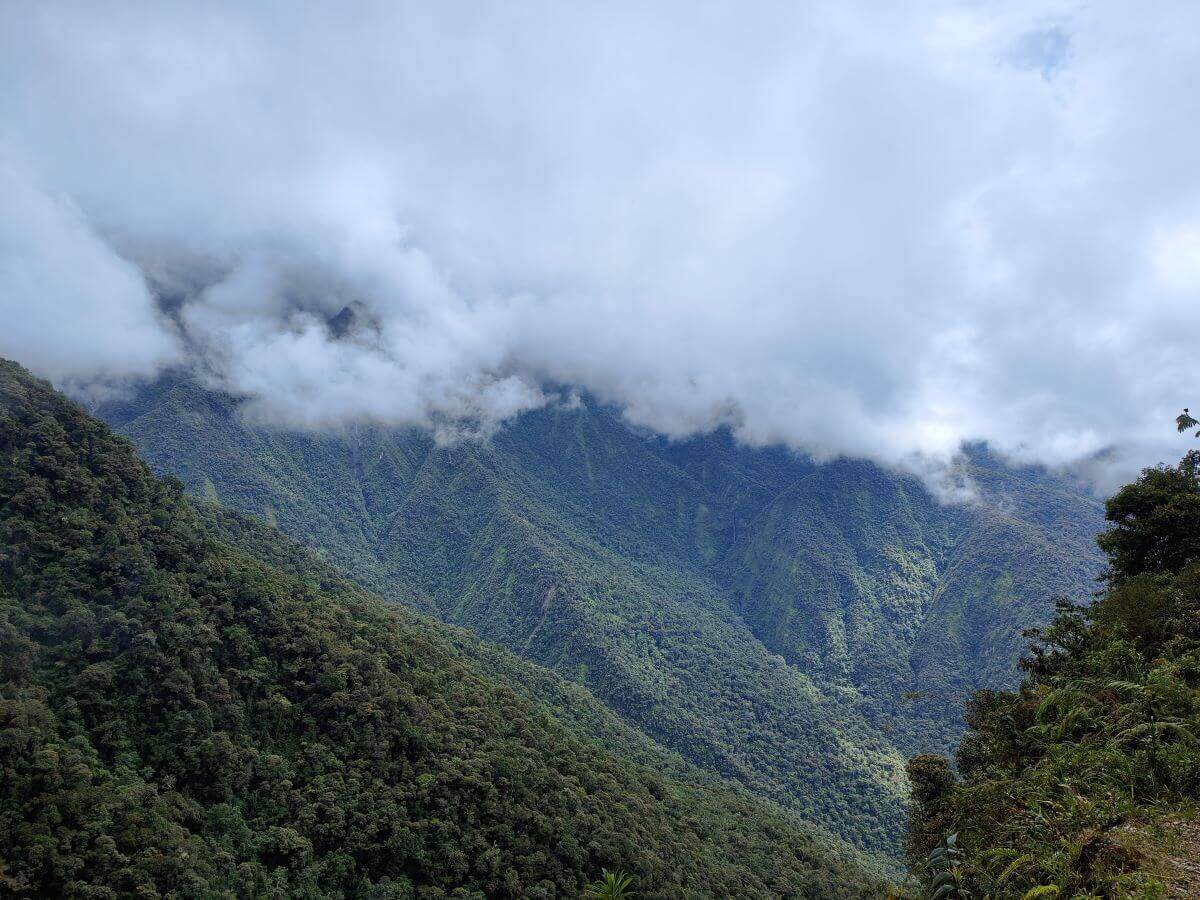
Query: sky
[{"left": 2, "top": 1, "right": 1199, "bottom": 491}]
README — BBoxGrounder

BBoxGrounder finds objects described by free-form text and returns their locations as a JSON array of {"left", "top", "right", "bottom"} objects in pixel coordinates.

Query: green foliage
[
  {"left": 907, "top": 451, "right": 1200, "bottom": 897},
  {"left": 1176, "top": 408, "right": 1198, "bottom": 436},
  {"left": 0, "top": 359, "right": 884, "bottom": 898},
  {"left": 905, "top": 754, "right": 956, "bottom": 871},
  {"left": 923, "top": 833, "right": 968, "bottom": 899},
  {"left": 725, "top": 456, "right": 1102, "bottom": 759},
  {"left": 1097, "top": 450, "right": 1200, "bottom": 581},
  {"left": 585, "top": 868, "right": 637, "bottom": 898},
  {"left": 96, "top": 373, "right": 1104, "bottom": 860}
]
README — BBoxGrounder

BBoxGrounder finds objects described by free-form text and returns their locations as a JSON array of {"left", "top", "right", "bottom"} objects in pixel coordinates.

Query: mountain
[
  {"left": 724, "top": 452, "right": 1104, "bottom": 752},
  {"left": 0, "top": 359, "right": 884, "bottom": 897},
  {"left": 94, "top": 370, "right": 1106, "bottom": 857},
  {"left": 906, "top": 450, "right": 1200, "bottom": 898}
]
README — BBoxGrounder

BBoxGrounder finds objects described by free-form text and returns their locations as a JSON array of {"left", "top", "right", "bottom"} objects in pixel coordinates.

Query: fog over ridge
[{"left": 2, "top": 2, "right": 1199, "bottom": 491}]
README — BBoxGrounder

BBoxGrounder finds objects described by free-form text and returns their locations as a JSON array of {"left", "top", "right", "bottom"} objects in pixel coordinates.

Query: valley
[{"left": 95, "top": 371, "right": 1106, "bottom": 860}]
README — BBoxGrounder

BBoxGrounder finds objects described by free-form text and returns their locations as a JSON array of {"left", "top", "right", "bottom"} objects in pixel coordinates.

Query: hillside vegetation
[
  {"left": 907, "top": 445, "right": 1200, "bottom": 897},
  {"left": 0, "top": 358, "right": 883, "bottom": 898},
  {"left": 98, "top": 371, "right": 1104, "bottom": 856}
]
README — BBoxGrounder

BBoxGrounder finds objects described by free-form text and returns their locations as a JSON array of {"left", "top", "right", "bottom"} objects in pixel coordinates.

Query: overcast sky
[{"left": 2, "top": 2, "right": 1199, "bottom": 490}]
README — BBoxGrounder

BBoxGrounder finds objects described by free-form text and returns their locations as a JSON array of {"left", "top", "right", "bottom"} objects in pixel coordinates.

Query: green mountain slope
[
  {"left": 96, "top": 371, "right": 1106, "bottom": 857},
  {"left": 906, "top": 450, "right": 1200, "bottom": 898},
  {"left": 726, "top": 455, "right": 1104, "bottom": 752},
  {"left": 0, "top": 359, "right": 883, "bottom": 898}
]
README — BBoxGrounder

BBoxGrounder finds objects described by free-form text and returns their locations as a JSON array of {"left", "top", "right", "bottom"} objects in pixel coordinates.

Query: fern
[{"left": 996, "top": 853, "right": 1035, "bottom": 884}]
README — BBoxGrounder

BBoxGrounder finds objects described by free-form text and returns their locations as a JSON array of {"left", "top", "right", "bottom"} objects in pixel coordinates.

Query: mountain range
[
  {"left": 0, "top": 358, "right": 884, "bottom": 897},
  {"left": 91, "top": 369, "right": 1107, "bottom": 861}
]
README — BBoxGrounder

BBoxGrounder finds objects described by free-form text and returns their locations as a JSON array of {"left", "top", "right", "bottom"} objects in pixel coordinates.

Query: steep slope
[
  {"left": 906, "top": 452, "right": 1200, "bottom": 898},
  {"left": 371, "top": 433, "right": 910, "bottom": 852},
  {"left": 99, "top": 372, "right": 435, "bottom": 610},
  {"left": 726, "top": 454, "right": 1103, "bottom": 752},
  {"left": 196, "top": 496, "right": 886, "bottom": 846},
  {"left": 0, "top": 359, "right": 884, "bottom": 898},
  {"left": 99, "top": 379, "right": 913, "bottom": 853},
  {"left": 96, "top": 372, "right": 1106, "bottom": 855}
]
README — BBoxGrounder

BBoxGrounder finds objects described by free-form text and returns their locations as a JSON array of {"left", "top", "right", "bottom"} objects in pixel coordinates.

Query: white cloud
[
  {"left": 1150, "top": 223, "right": 1200, "bottom": 292},
  {"left": 1, "top": 1, "right": 1198, "bottom": 488},
  {"left": 0, "top": 160, "right": 178, "bottom": 382}
]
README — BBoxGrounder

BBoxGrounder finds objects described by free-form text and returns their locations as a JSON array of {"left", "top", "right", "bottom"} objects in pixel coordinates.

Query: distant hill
[
  {"left": 94, "top": 370, "right": 1106, "bottom": 857},
  {"left": 0, "top": 359, "right": 883, "bottom": 898}
]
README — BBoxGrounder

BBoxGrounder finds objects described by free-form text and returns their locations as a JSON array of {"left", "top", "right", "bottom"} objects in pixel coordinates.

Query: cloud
[
  {"left": 1, "top": 1, "right": 1198, "bottom": 489},
  {"left": 0, "top": 160, "right": 179, "bottom": 383}
]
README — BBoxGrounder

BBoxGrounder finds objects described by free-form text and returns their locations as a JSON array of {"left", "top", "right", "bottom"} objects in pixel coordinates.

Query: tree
[
  {"left": 904, "top": 755, "right": 957, "bottom": 871},
  {"left": 1177, "top": 407, "right": 1199, "bottom": 436},
  {"left": 1097, "top": 451, "right": 1200, "bottom": 581}
]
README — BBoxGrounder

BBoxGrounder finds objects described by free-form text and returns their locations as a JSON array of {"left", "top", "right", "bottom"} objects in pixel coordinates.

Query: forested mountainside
[
  {"left": 95, "top": 370, "right": 1106, "bottom": 858},
  {"left": 907, "top": 448, "right": 1200, "bottom": 898},
  {"left": 0, "top": 359, "right": 885, "bottom": 898}
]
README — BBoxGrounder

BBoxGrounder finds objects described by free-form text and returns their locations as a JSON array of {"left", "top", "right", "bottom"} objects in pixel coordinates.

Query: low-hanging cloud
[
  {"left": 1, "top": 1, "right": 1198, "bottom": 488},
  {"left": 0, "top": 160, "right": 179, "bottom": 384}
]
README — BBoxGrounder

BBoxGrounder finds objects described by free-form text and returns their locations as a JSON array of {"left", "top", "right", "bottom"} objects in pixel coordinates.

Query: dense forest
[
  {"left": 96, "top": 370, "right": 1105, "bottom": 857},
  {"left": 907, "top": 441, "right": 1200, "bottom": 896},
  {"left": 0, "top": 358, "right": 884, "bottom": 897}
]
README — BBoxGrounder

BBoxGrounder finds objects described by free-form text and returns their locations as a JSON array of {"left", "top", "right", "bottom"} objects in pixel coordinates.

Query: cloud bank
[{"left": 2, "top": 2, "right": 1199, "bottom": 487}]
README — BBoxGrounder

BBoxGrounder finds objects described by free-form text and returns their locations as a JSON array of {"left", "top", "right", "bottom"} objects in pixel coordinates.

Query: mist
[{"left": 3, "top": 2, "right": 1199, "bottom": 489}]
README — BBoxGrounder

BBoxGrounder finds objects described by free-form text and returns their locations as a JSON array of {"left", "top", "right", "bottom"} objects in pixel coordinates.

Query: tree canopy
[{"left": 0, "top": 358, "right": 882, "bottom": 898}]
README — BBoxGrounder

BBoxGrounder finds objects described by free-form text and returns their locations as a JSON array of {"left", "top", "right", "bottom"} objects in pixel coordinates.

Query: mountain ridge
[
  {"left": 92, "top": 369, "right": 1106, "bottom": 857},
  {"left": 0, "top": 357, "right": 884, "bottom": 897}
]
